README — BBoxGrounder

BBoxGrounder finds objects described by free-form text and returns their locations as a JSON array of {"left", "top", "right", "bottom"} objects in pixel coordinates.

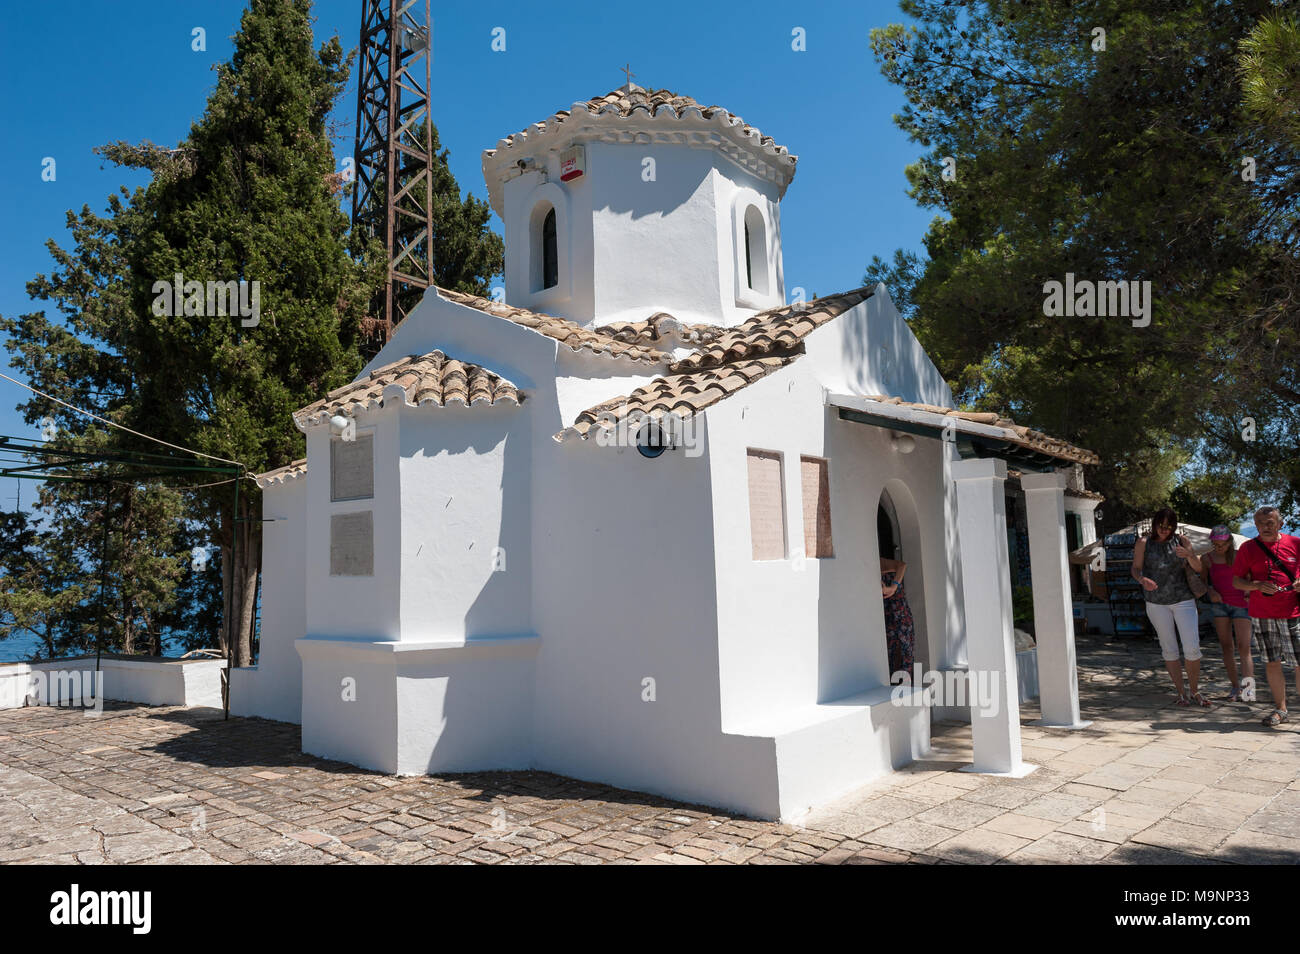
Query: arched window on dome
[
  {"left": 542, "top": 207, "right": 558, "bottom": 290},
  {"left": 530, "top": 201, "right": 559, "bottom": 292},
  {"left": 743, "top": 204, "right": 768, "bottom": 296}
]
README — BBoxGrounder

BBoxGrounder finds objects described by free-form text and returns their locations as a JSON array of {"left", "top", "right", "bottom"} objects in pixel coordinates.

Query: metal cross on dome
[{"left": 621, "top": 63, "right": 636, "bottom": 89}]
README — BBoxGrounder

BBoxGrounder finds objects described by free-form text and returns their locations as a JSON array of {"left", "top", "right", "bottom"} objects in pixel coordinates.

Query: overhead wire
[{"left": 0, "top": 371, "right": 246, "bottom": 469}]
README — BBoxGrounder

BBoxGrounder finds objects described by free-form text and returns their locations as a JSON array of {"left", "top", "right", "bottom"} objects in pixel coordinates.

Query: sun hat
[{"left": 1210, "top": 525, "right": 1232, "bottom": 541}]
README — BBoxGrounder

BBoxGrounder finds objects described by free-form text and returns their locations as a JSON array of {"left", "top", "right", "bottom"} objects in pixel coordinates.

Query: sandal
[
  {"left": 1174, "top": 695, "right": 1190, "bottom": 707},
  {"left": 1190, "top": 691, "right": 1212, "bottom": 708},
  {"left": 1262, "top": 709, "right": 1289, "bottom": 727},
  {"left": 1226, "top": 687, "right": 1240, "bottom": 702}
]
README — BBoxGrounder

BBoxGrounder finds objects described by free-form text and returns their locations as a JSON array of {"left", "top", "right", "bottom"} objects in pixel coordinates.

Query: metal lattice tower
[{"left": 352, "top": 0, "right": 434, "bottom": 352}]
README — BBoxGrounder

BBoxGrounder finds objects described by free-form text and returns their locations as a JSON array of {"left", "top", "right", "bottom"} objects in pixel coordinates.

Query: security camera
[{"left": 516, "top": 157, "right": 539, "bottom": 171}]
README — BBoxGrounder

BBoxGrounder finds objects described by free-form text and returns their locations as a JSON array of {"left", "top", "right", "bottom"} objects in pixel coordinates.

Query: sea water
[{"left": 0, "top": 629, "right": 187, "bottom": 663}]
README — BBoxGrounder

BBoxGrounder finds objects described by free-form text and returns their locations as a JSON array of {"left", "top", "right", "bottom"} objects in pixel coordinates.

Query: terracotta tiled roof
[
  {"left": 481, "top": 84, "right": 798, "bottom": 215},
  {"left": 485, "top": 84, "right": 791, "bottom": 155},
  {"left": 435, "top": 287, "right": 669, "bottom": 364},
  {"left": 1065, "top": 487, "right": 1105, "bottom": 501},
  {"left": 1007, "top": 468, "right": 1105, "bottom": 500},
  {"left": 859, "top": 395, "right": 1101, "bottom": 466},
  {"left": 555, "top": 287, "right": 877, "bottom": 442},
  {"left": 564, "top": 357, "right": 795, "bottom": 439},
  {"left": 591, "top": 313, "right": 727, "bottom": 347},
  {"left": 294, "top": 351, "right": 522, "bottom": 429},
  {"left": 255, "top": 458, "right": 306, "bottom": 487},
  {"left": 671, "top": 287, "right": 876, "bottom": 371}
]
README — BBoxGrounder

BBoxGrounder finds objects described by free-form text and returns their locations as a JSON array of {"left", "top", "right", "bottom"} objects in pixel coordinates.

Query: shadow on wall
[
  {"left": 393, "top": 409, "right": 535, "bottom": 771},
  {"left": 812, "top": 417, "right": 930, "bottom": 693},
  {"left": 838, "top": 289, "right": 943, "bottom": 402},
  {"left": 395, "top": 407, "right": 532, "bottom": 640},
  {"left": 463, "top": 422, "right": 530, "bottom": 640},
  {"left": 594, "top": 147, "right": 711, "bottom": 221},
  {"left": 880, "top": 479, "right": 930, "bottom": 673},
  {"left": 815, "top": 414, "right": 884, "bottom": 703}
]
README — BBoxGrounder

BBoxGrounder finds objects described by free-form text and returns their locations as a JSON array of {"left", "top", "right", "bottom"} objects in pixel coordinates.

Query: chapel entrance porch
[{"left": 831, "top": 393, "right": 1091, "bottom": 778}]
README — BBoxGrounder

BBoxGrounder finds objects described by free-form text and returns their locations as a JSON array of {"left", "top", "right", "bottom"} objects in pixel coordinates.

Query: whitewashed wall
[
  {"left": 805, "top": 290, "right": 968, "bottom": 670},
  {"left": 397, "top": 403, "right": 532, "bottom": 640},
  {"left": 0, "top": 657, "right": 224, "bottom": 710},
  {"left": 805, "top": 285, "right": 954, "bottom": 406},
  {"left": 502, "top": 143, "right": 784, "bottom": 328},
  {"left": 303, "top": 403, "right": 400, "bottom": 641},
  {"left": 532, "top": 355, "right": 778, "bottom": 817},
  {"left": 705, "top": 361, "right": 954, "bottom": 724},
  {"left": 232, "top": 474, "right": 305, "bottom": 723}
]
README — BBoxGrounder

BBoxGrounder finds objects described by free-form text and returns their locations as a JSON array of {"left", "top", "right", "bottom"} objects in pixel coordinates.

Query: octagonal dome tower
[{"left": 481, "top": 84, "right": 797, "bottom": 329}]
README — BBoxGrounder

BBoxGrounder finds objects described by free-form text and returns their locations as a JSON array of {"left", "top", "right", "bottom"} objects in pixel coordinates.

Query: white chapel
[{"left": 233, "top": 84, "right": 1100, "bottom": 821}]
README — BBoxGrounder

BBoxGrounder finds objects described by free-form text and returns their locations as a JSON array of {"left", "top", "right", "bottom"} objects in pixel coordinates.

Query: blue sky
[{"left": 0, "top": 0, "right": 936, "bottom": 500}]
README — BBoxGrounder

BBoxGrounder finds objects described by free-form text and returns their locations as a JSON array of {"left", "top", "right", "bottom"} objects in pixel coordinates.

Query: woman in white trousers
[{"left": 1133, "top": 508, "right": 1206, "bottom": 706}]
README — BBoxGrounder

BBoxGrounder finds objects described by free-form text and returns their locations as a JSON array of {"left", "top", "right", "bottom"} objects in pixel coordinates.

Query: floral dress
[{"left": 882, "top": 571, "right": 916, "bottom": 676}]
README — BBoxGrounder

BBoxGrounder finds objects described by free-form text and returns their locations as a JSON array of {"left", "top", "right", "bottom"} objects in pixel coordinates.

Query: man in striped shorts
[{"left": 1232, "top": 507, "right": 1300, "bottom": 727}]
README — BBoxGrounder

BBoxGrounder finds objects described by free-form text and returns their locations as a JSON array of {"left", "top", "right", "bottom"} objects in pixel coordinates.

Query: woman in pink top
[{"left": 1200, "top": 525, "right": 1254, "bottom": 701}]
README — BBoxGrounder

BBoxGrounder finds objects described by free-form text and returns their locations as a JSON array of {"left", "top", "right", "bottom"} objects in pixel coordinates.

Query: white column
[
  {"left": 951, "top": 458, "right": 1033, "bottom": 776},
  {"left": 1021, "top": 471, "right": 1091, "bottom": 729}
]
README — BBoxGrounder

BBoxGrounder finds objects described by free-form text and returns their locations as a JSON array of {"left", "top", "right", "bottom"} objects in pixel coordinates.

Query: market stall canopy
[{"left": 1069, "top": 523, "right": 1250, "bottom": 568}]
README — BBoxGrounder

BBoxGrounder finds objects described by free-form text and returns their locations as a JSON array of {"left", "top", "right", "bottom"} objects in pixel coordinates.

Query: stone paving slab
[
  {"left": 0, "top": 634, "right": 1296, "bottom": 864},
  {"left": 802, "top": 636, "right": 1300, "bottom": 865}
]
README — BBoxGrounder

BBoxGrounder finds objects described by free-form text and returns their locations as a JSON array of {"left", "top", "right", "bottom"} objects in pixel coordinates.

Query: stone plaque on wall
[
  {"left": 801, "top": 456, "right": 834, "bottom": 558},
  {"left": 331, "top": 434, "right": 374, "bottom": 501},
  {"left": 330, "top": 510, "right": 374, "bottom": 576},
  {"left": 746, "top": 448, "right": 786, "bottom": 561}
]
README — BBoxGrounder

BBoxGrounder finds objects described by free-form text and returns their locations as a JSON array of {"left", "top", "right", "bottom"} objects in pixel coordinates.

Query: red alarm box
[{"left": 560, "top": 145, "right": 585, "bottom": 182}]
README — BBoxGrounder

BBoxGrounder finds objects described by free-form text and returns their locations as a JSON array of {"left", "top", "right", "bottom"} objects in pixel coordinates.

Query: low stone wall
[{"left": 0, "top": 655, "right": 225, "bottom": 710}]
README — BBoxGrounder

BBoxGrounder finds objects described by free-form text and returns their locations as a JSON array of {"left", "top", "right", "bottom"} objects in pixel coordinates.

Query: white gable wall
[
  {"left": 804, "top": 285, "right": 953, "bottom": 406},
  {"left": 361, "top": 292, "right": 556, "bottom": 390},
  {"left": 529, "top": 401, "right": 778, "bottom": 817},
  {"left": 231, "top": 475, "right": 305, "bottom": 724},
  {"left": 802, "top": 285, "right": 969, "bottom": 673},
  {"left": 397, "top": 402, "right": 532, "bottom": 639}
]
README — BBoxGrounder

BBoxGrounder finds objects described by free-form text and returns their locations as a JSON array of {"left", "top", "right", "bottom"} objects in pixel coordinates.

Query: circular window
[{"left": 636, "top": 422, "right": 669, "bottom": 459}]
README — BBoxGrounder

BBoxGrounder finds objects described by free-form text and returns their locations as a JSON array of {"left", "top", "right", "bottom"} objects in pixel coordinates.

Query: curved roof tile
[
  {"left": 255, "top": 458, "right": 306, "bottom": 487},
  {"left": 435, "top": 287, "right": 669, "bottom": 364},
  {"left": 554, "top": 286, "right": 877, "bottom": 441},
  {"left": 294, "top": 350, "right": 522, "bottom": 430},
  {"left": 481, "top": 84, "right": 798, "bottom": 214}
]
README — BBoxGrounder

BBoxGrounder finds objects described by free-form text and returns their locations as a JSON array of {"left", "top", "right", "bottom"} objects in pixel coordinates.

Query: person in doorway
[
  {"left": 1132, "top": 507, "right": 1207, "bottom": 706},
  {"left": 1200, "top": 525, "right": 1255, "bottom": 701},
  {"left": 880, "top": 557, "right": 916, "bottom": 680},
  {"left": 1232, "top": 506, "right": 1300, "bottom": 728}
]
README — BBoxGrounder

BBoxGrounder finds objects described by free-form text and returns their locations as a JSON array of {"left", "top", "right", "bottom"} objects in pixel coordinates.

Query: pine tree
[
  {"left": 865, "top": 0, "right": 1299, "bottom": 523},
  {"left": 2, "top": 0, "right": 507, "bottom": 664}
]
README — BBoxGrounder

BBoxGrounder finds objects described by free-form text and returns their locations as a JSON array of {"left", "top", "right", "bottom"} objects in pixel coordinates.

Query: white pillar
[
  {"left": 1020, "top": 471, "right": 1092, "bottom": 729},
  {"left": 951, "top": 458, "right": 1033, "bottom": 776}
]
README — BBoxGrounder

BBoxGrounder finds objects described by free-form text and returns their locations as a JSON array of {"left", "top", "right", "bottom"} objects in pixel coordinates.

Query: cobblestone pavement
[{"left": 0, "top": 634, "right": 1297, "bottom": 864}]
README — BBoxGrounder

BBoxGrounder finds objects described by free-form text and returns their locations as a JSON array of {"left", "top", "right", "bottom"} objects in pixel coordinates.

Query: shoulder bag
[{"left": 1179, "top": 535, "right": 1209, "bottom": 599}]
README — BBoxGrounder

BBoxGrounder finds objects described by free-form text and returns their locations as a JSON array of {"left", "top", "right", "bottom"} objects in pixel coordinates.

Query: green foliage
[
  {"left": 867, "top": 1, "right": 1300, "bottom": 524},
  {"left": 1240, "top": 13, "right": 1300, "bottom": 148},
  {"left": 1168, "top": 475, "right": 1253, "bottom": 532},
  {"left": 0, "top": 509, "right": 87, "bottom": 659},
  {"left": 1011, "top": 585, "right": 1035, "bottom": 632},
  {"left": 0, "top": 0, "right": 499, "bottom": 661}
]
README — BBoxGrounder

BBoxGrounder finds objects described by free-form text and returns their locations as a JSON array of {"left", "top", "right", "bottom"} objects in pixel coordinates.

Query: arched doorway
[
  {"left": 877, "top": 484, "right": 929, "bottom": 671},
  {"left": 878, "top": 496, "right": 900, "bottom": 562}
]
